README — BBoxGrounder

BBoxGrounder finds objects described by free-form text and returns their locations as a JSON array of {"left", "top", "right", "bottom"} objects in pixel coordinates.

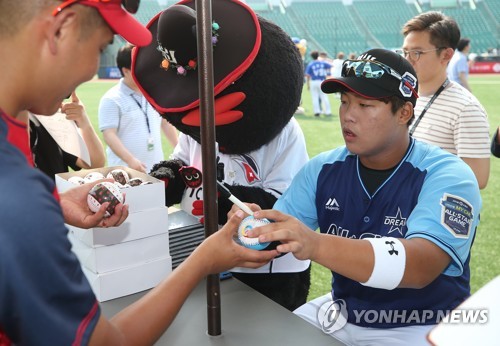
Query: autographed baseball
[
  {"left": 68, "top": 176, "right": 85, "bottom": 185},
  {"left": 84, "top": 171, "right": 105, "bottom": 183},
  {"left": 128, "top": 177, "right": 144, "bottom": 187},
  {"left": 237, "top": 216, "right": 271, "bottom": 250},
  {"left": 106, "top": 169, "right": 130, "bottom": 185},
  {"left": 87, "top": 181, "right": 124, "bottom": 216}
]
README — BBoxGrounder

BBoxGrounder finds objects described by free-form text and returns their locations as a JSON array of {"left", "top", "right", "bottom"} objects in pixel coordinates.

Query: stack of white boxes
[{"left": 56, "top": 166, "right": 172, "bottom": 302}]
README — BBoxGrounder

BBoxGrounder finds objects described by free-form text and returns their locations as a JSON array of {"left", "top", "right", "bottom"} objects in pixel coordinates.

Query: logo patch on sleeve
[{"left": 440, "top": 193, "right": 474, "bottom": 238}]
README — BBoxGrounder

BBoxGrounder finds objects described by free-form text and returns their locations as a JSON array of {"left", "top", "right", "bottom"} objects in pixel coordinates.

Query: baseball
[
  {"left": 237, "top": 215, "right": 271, "bottom": 250},
  {"left": 87, "top": 181, "right": 124, "bottom": 216},
  {"left": 128, "top": 177, "right": 144, "bottom": 187},
  {"left": 68, "top": 176, "right": 85, "bottom": 185},
  {"left": 106, "top": 169, "right": 130, "bottom": 185},
  {"left": 84, "top": 171, "right": 105, "bottom": 183}
]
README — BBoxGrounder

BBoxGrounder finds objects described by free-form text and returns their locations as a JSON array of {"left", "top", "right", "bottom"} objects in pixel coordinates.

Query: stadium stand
[
  {"left": 134, "top": 0, "right": 164, "bottom": 25},
  {"left": 421, "top": 2, "right": 497, "bottom": 54},
  {"left": 352, "top": 0, "right": 416, "bottom": 49},
  {"left": 255, "top": 0, "right": 498, "bottom": 57},
  {"left": 99, "top": 0, "right": 500, "bottom": 76},
  {"left": 484, "top": 0, "right": 500, "bottom": 18}
]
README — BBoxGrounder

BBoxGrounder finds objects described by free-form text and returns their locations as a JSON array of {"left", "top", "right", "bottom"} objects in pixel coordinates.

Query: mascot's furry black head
[
  {"left": 132, "top": 0, "right": 303, "bottom": 154},
  {"left": 132, "top": 1, "right": 310, "bottom": 312}
]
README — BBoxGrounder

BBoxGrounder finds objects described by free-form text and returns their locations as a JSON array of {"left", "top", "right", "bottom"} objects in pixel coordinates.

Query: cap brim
[
  {"left": 98, "top": 5, "right": 152, "bottom": 46},
  {"left": 321, "top": 77, "right": 393, "bottom": 99}
]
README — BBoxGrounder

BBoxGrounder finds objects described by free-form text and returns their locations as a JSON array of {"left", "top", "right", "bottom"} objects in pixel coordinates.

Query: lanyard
[
  {"left": 409, "top": 78, "right": 450, "bottom": 136},
  {"left": 130, "top": 93, "right": 151, "bottom": 134}
]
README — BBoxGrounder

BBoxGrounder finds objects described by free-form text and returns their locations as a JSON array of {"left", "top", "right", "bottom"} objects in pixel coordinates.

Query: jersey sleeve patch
[{"left": 440, "top": 193, "right": 473, "bottom": 239}]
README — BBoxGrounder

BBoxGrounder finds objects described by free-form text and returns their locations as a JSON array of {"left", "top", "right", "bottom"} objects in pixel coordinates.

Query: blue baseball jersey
[
  {"left": 305, "top": 60, "right": 332, "bottom": 81},
  {"left": 274, "top": 138, "right": 481, "bottom": 328},
  {"left": 0, "top": 112, "right": 100, "bottom": 345}
]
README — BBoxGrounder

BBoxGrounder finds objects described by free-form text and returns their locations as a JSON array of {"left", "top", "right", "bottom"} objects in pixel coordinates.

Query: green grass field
[{"left": 76, "top": 74, "right": 500, "bottom": 301}]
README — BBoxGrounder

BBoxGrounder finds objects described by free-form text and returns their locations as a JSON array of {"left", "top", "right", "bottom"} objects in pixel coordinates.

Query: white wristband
[{"left": 361, "top": 237, "right": 406, "bottom": 290}]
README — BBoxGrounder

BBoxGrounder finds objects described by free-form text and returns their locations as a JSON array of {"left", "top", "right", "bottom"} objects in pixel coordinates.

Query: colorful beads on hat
[{"left": 157, "top": 21, "right": 220, "bottom": 76}]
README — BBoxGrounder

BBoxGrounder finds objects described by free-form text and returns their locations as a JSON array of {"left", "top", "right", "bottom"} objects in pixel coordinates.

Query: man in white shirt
[
  {"left": 99, "top": 44, "right": 178, "bottom": 173},
  {"left": 401, "top": 12, "right": 490, "bottom": 189}
]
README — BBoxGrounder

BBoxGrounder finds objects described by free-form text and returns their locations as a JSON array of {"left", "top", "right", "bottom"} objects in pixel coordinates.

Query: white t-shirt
[{"left": 98, "top": 79, "right": 165, "bottom": 172}]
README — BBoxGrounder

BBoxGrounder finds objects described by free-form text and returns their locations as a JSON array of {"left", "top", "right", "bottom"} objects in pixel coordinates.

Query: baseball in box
[{"left": 55, "top": 166, "right": 165, "bottom": 213}]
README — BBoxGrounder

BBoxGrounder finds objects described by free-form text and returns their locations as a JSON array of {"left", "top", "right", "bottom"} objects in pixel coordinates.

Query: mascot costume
[{"left": 133, "top": 0, "right": 310, "bottom": 311}]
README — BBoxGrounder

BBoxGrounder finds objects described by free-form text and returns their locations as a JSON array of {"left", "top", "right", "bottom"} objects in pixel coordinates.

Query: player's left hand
[
  {"left": 190, "top": 210, "right": 279, "bottom": 274},
  {"left": 245, "top": 209, "right": 319, "bottom": 261},
  {"left": 59, "top": 179, "right": 129, "bottom": 229}
]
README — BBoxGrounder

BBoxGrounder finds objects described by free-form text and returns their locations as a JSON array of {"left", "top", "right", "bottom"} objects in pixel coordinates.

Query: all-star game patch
[{"left": 440, "top": 193, "right": 473, "bottom": 238}]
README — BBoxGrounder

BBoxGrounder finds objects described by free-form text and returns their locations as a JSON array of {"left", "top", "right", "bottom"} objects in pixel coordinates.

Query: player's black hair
[{"left": 380, "top": 95, "right": 407, "bottom": 114}]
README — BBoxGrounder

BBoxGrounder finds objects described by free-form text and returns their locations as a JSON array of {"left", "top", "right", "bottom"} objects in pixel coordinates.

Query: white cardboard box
[
  {"left": 67, "top": 206, "right": 169, "bottom": 246},
  {"left": 55, "top": 166, "right": 165, "bottom": 213},
  {"left": 82, "top": 256, "right": 172, "bottom": 302},
  {"left": 69, "top": 232, "right": 170, "bottom": 273}
]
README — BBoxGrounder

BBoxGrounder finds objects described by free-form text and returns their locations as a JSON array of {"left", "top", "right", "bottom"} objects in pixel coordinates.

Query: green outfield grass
[{"left": 76, "top": 74, "right": 500, "bottom": 301}]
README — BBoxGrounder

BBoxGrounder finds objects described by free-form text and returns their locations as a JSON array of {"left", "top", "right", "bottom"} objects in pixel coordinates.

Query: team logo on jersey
[
  {"left": 385, "top": 207, "right": 407, "bottom": 236},
  {"left": 325, "top": 197, "right": 340, "bottom": 211},
  {"left": 233, "top": 154, "right": 261, "bottom": 184},
  {"left": 317, "top": 298, "right": 348, "bottom": 334},
  {"left": 440, "top": 193, "right": 473, "bottom": 238}
]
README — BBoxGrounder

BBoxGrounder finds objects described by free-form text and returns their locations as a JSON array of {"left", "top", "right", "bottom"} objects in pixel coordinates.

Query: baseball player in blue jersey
[
  {"left": 305, "top": 50, "right": 333, "bottom": 117},
  {"left": 237, "top": 49, "right": 482, "bottom": 345}
]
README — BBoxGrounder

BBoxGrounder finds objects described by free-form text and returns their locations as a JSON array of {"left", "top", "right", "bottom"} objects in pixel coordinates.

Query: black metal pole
[{"left": 194, "top": 0, "right": 221, "bottom": 336}]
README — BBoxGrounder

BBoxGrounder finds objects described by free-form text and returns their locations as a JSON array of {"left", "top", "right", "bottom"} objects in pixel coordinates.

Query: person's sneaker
[
  {"left": 314, "top": 113, "right": 320, "bottom": 117},
  {"left": 326, "top": 113, "right": 333, "bottom": 117}
]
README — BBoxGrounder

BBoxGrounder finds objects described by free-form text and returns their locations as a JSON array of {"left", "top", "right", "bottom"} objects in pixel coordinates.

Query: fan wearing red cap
[
  {"left": 243, "top": 49, "right": 481, "bottom": 345},
  {"left": 1, "top": 1, "right": 275, "bottom": 344}
]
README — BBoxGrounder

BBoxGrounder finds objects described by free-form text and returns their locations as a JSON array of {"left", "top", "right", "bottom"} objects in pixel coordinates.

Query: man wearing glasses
[
  {"left": 238, "top": 49, "right": 481, "bottom": 345},
  {"left": 0, "top": 1, "right": 277, "bottom": 345},
  {"left": 400, "top": 11, "right": 490, "bottom": 189}
]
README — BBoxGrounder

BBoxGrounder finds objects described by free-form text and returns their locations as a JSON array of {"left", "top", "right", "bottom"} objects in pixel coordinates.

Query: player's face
[
  {"left": 402, "top": 31, "right": 447, "bottom": 89},
  {"left": 339, "top": 92, "right": 407, "bottom": 169}
]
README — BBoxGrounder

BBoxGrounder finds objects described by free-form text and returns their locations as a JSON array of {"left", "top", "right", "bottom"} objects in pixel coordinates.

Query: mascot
[{"left": 133, "top": 0, "right": 310, "bottom": 311}]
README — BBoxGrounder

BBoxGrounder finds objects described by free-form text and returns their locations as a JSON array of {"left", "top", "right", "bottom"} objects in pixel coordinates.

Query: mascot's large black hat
[
  {"left": 133, "top": 0, "right": 260, "bottom": 114},
  {"left": 132, "top": 0, "right": 303, "bottom": 154}
]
